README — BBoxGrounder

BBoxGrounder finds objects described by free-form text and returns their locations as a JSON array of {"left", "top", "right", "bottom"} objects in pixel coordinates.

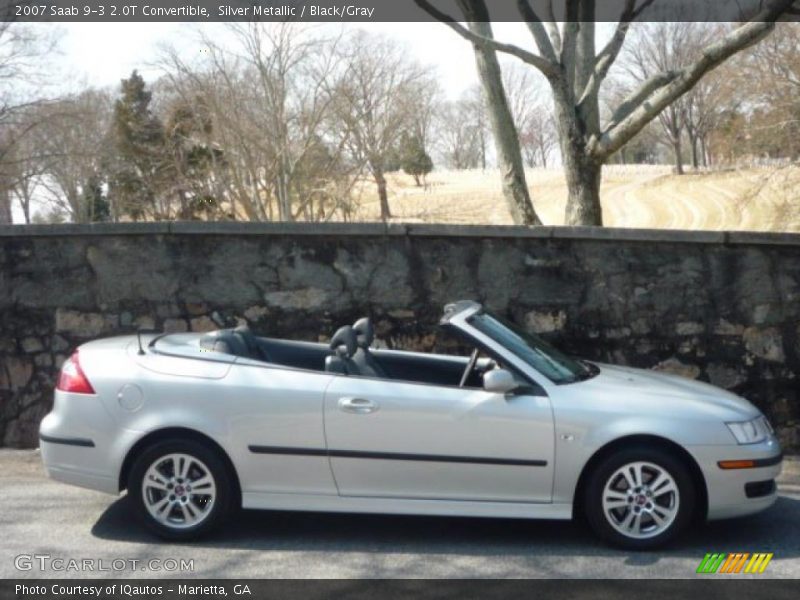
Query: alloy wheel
[
  {"left": 601, "top": 461, "right": 680, "bottom": 540},
  {"left": 142, "top": 453, "right": 217, "bottom": 529}
]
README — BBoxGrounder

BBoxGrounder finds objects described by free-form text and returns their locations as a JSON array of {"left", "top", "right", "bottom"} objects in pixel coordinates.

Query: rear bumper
[
  {"left": 39, "top": 409, "right": 120, "bottom": 495},
  {"left": 688, "top": 438, "right": 782, "bottom": 520}
]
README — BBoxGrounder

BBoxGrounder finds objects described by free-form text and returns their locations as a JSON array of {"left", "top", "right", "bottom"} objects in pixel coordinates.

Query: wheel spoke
[
  {"left": 180, "top": 503, "right": 196, "bottom": 525},
  {"left": 621, "top": 468, "right": 637, "bottom": 490},
  {"left": 653, "top": 481, "right": 678, "bottom": 498},
  {"left": 151, "top": 497, "right": 171, "bottom": 514},
  {"left": 605, "top": 490, "right": 628, "bottom": 502},
  {"left": 180, "top": 456, "right": 193, "bottom": 480},
  {"left": 191, "top": 475, "right": 213, "bottom": 489},
  {"left": 145, "top": 475, "right": 168, "bottom": 491},
  {"left": 621, "top": 509, "right": 636, "bottom": 531},
  {"left": 632, "top": 463, "right": 644, "bottom": 487}
]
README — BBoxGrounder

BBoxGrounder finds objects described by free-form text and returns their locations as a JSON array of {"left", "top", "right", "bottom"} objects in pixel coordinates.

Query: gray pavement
[{"left": 2, "top": 449, "right": 799, "bottom": 579}]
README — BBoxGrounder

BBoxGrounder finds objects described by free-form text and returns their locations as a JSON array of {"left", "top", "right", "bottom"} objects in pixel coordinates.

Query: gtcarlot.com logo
[
  {"left": 696, "top": 552, "right": 773, "bottom": 574},
  {"left": 14, "top": 554, "right": 194, "bottom": 573}
]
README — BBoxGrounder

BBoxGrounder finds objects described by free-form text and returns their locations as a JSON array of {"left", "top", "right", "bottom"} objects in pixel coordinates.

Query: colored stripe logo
[{"left": 697, "top": 552, "right": 773, "bottom": 574}]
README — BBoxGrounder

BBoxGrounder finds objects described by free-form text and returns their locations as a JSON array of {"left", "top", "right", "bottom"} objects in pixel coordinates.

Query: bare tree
[
  {"left": 330, "top": 31, "right": 435, "bottom": 221},
  {"left": 744, "top": 22, "right": 800, "bottom": 159},
  {"left": 416, "top": 0, "right": 796, "bottom": 225},
  {"left": 434, "top": 89, "right": 489, "bottom": 169},
  {"left": 622, "top": 23, "right": 714, "bottom": 174},
  {"left": 502, "top": 62, "right": 557, "bottom": 167},
  {"left": 160, "top": 23, "right": 357, "bottom": 222},
  {"left": 0, "top": 22, "right": 60, "bottom": 224},
  {"left": 29, "top": 91, "right": 113, "bottom": 222}
]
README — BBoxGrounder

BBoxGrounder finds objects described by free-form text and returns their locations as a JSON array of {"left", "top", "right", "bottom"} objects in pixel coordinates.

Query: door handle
[{"left": 338, "top": 397, "right": 378, "bottom": 414}]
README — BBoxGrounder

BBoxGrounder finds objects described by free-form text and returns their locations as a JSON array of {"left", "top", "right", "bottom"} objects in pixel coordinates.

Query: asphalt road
[{"left": 2, "top": 449, "right": 799, "bottom": 579}]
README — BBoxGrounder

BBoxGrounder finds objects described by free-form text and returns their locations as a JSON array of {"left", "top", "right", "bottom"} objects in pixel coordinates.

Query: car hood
[{"left": 581, "top": 362, "right": 759, "bottom": 419}]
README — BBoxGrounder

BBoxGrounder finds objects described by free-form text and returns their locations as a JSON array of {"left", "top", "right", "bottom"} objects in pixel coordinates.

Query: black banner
[
  {"left": 2, "top": 580, "right": 800, "bottom": 600},
  {"left": 2, "top": 0, "right": 800, "bottom": 23}
]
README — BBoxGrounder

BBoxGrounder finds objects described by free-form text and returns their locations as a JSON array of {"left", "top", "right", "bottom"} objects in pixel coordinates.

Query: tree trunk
[
  {"left": 672, "top": 136, "right": 684, "bottom": 175},
  {"left": 564, "top": 154, "right": 603, "bottom": 226},
  {"left": 700, "top": 135, "right": 709, "bottom": 167},
  {"left": 0, "top": 187, "right": 12, "bottom": 224},
  {"left": 374, "top": 167, "right": 391, "bottom": 221},
  {"left": 460, "top": 9, "right": 541, "bottom": 226},
  {"left": 689, "top": 131, "right": 699, "bottom": 169},
  {"left": 551, "top": 78, "right": 603, "bottom": 226}
]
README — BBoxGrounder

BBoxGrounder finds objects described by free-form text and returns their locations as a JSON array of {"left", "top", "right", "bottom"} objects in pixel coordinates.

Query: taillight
[{"left": 56, "top": 350, "right": 96, "bottom": 394}]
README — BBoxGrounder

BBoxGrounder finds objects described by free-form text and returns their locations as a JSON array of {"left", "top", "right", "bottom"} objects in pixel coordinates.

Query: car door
[
  {"left": 226, "top": 359, "right": 339, "bottom": 496},
  {"left": 323, "top": 375, "right": 554, "bottom": 503}
]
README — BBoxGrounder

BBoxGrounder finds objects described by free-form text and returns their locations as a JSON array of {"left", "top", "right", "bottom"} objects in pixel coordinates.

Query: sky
[{"left": 46, "top": 21, "right": 538, "bottom": 97}]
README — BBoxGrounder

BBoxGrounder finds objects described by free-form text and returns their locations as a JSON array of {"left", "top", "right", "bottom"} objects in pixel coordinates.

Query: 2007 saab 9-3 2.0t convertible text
[{"left": 40, "top": 301, "right": 783, "bottom": 549}]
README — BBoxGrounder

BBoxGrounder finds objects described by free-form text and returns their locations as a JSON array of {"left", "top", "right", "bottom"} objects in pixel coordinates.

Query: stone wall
[{"left": 1, "top": 222, "right": 798, "bottom": 450}]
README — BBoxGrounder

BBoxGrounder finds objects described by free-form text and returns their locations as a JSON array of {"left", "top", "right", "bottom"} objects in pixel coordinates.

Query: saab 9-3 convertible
[{"left": 40, "top": 300, "right": 782, "bottom": 549}]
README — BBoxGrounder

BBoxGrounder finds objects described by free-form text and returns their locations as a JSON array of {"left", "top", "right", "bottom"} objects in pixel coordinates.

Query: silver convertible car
[{"left": 40, "top": 300, "right": 782, "bottom": 549}]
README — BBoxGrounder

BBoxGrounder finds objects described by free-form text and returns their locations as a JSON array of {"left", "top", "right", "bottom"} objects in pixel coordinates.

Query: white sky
[{"left": 46, "top": 21, "right": 537, "bottom": 97}]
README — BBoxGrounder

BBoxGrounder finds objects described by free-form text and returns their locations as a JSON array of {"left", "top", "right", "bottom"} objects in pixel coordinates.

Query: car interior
[{"left": 197, "top": 318, "right": 495, "bottom": 388}]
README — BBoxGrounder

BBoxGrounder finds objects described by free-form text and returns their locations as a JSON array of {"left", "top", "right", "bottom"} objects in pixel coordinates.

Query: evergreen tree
[
  {"left": 81, "top": 175, "right": 110, "bottom": 222},
  {"left": 165, "top": 96, "right": 224, "bottom": 219},
  {"left": 399, "top": 133, "right": 433, "bottom": 186},
  {"left": 108, "top": 71, "right": 167, "bottom": 220}
]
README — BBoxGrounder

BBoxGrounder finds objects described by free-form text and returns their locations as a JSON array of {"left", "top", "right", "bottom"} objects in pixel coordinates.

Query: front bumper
[{"left": 688, "top": 437, "right": 783, "bottom": 520}]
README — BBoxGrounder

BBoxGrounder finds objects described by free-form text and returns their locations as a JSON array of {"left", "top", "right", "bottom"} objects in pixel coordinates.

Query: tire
[
  {"left": 128, "top": 439, "right": 233, "bottom": 541},
  {"left": 583, "top": 445, "right": 696, "bottom": 550}
]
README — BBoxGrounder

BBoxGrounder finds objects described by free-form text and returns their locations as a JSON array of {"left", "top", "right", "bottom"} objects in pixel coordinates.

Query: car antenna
[
  {"left": 136, "top": 327, "right": 160, "bottom": 355},
  {"left": 136, "top": 328, "right": 146, "bottom": 355}
]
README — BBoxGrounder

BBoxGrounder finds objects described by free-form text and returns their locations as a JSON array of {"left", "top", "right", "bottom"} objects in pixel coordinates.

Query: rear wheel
[
  {"left": 128, "top": 439, "right": 233, "bottom": 540},
  {"left": 584, "top": 446, "right": 696, "bottom": 549}
]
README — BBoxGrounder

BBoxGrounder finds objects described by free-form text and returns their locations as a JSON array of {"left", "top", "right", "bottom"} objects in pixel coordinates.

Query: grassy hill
[{"left": 351, "top": 165, "right": 800, "bottom": 232}]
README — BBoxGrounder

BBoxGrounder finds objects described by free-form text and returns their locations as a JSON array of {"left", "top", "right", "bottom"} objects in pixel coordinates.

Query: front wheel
[
  {"left": 128, "top": 439, "right": 233, "bottom": 540},
  {"left": 584, "top": 446, "right": 696, "bottom": 549}
]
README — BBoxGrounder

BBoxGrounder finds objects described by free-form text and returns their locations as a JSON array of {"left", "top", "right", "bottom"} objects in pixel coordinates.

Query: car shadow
[{"left": 91, "top": 494, "right": 800, "bottom": 559}]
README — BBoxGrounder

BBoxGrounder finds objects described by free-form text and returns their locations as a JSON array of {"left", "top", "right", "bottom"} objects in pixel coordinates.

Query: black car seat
[
  {"left": 199, "top": 329, "right": 251, "bottom": 358},
  {"left": 232, "top": 325, "right": 271, "bottom": 362},
  {"left": 352, "top": 317, "right": 387, "bottom": 378},
  {"left": 325, "top": 326, "right": 359, "bottom": 375},
  {"left": 199, "top": 326, "right": 270, "bottom": 362}
]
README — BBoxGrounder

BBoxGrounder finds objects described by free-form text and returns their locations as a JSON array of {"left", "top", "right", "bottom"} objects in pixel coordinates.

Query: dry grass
[{"left": 350, "top": 164, "right": 800, "bottom": 232}]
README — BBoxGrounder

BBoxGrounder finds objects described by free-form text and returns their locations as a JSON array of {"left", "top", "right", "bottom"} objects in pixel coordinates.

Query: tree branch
[
  {"left": 576, "top": 0, "right": 655, "bottom": 112},
  {"left": 516, "top": 0, "right": 557, "bottom": 64},
  {"left": 413, "top": 0, "right": 558, "bottom": 78},
  {"left": 560, "top": 1, "right": 580, "bottom": 96},
  {"left": 591, "top": 1, "right": 795, "bottom": 159},
  {"left": 543, "top": 1, "right": 562, "bottom": 54}
]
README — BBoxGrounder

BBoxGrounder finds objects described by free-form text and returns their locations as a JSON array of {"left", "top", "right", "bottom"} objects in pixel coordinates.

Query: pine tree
[
  {"left": 81, "top": 175, "right": 110, "bottom": 222},
  {"left": 108, "top": 71, "right": 167, "bottom": 220},
  {"left": 399, "top": 133, "right": 433, "bottom": 187}
]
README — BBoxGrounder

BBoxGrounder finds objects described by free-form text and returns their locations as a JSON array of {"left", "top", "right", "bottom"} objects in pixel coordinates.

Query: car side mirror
[{"left": 483, "top": 368, "right": 519, "bottom": 394}]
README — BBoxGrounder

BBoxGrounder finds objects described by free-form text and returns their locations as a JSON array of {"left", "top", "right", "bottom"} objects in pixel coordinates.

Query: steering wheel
[{"left": 459, "top": 348, "right": 480, "bottom": 388}]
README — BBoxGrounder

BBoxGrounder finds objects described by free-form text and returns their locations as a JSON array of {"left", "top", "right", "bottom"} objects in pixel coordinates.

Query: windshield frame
[{"left": 466, "top": 310, "right": 595, "bottom": 385}]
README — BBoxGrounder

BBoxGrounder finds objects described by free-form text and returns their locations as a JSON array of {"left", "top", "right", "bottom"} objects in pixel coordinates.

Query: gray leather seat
[
  {"left": 352, "top": 318, "right": 387, "bottom": 378},
  {"left": 199, "top": 329, "right": 251, "bottom": 357},
  {"left": 199, "top": 326, "right": 270, "bottom": 361},
  {"left": 325, "top": 326, "right": 359, "bottom": 375}
]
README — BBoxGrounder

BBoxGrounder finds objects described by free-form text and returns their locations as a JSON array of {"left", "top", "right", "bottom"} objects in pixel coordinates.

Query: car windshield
[{"left": 468, "top": 311, "right": 595, "bottom": 384}]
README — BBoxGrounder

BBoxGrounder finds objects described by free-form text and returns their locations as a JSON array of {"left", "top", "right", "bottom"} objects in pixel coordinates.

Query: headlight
[{"left": 726, "top": 415, "right": 774, "bottom": 445}]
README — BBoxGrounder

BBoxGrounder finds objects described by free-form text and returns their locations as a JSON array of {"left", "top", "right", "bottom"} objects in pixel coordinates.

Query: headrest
[
  {"left": 352, "top": 317, "right": 374, "bottom": 348},
  {"left": 199, "top": 329, "right": 250, "bottom": 357},
  {"left": 330, "top": 325, "right": 356, "bottom": 357}
]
